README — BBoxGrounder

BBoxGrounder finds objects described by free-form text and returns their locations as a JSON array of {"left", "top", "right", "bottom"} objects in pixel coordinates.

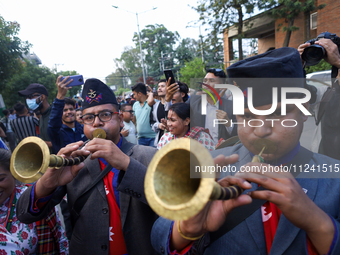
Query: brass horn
[
  {"left": 10, "top": 128, "right": 106, "bottom": 183},
  {"left": 144, "top": 138, "right": 243, "bottom": 221}
]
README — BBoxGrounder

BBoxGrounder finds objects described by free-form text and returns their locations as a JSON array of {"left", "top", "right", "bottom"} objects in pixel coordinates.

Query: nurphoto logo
[{"left": 201, "top": 84, "right": 312, "bottom": 116}]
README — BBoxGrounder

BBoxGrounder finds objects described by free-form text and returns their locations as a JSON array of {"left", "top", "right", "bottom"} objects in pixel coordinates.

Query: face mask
[{"left": 26, "top": 96, "right": 42, "bottom": 110}]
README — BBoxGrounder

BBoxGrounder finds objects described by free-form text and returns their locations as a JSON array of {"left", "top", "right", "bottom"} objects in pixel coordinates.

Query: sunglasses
[
  {"left": 206, "top": 68, "right": 226, "bottom": 78},
  {"left": 123, "top": 110, "right": 134, "bottom": 113}
]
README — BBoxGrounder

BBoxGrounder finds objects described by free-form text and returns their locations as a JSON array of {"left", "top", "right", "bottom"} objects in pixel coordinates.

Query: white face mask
[{"left": 26, "top": 96, "right": 42, "bottom": 110}]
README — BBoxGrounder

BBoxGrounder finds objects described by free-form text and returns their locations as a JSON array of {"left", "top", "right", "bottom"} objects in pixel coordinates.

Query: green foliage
[
  {"left": 0, "top": 17, "right": 31, "bottom": 91},
  {"left": 304, "top": 59, "right": 332, "bottom": 74},
  {"left": 114, "top": 46, "right": 143, "bottom": 84},
  {"left": 3, "top": 60, "right": 57, "bottom": 108},
  {"left": 106, "top": 69, "right": 126, "bottom": 88},
  {"left": 179, "top": 58, "right": 206, "bottom": 88},
  {"left": 133, "top": 24, "right": 180, "bottom": 79},
  {"left": 175, "top": 38, "right": 200, "bottom": 68},
  {"left": 193, "top": 0, "right": 275, "bottom": 60}
]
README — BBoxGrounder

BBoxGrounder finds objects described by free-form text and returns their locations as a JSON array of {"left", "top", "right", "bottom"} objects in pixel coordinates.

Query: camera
[{"left": 302, "top": 31, "right": 340, "bottom": 66}]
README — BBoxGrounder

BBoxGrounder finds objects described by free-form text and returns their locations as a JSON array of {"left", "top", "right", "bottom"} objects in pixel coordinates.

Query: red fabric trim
[
  {"left": 100, "top": 160, "right": 127, "bottom": 255},
  {"left": 262, "top": 202, "right": 318, "bottom": 255}
]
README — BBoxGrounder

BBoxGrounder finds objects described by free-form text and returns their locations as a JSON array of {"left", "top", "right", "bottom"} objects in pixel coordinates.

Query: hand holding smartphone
[
  {"left": 164, "top": 69, "right": 176, "bottom": 84},
  {"left": 60, "top": 75, "right": 84, "bottom": 87}
]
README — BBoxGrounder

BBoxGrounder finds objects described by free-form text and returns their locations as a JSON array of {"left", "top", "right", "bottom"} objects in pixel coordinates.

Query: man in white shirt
[
  {"left": 121, "top": 104, "right": 137, "bottom": 144},
  {"left": 188, "top": 69, "right": 237, "bottom": 144}
]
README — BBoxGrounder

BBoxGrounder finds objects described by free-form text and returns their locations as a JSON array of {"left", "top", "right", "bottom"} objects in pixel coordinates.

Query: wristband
[{"left": 177, "top": 220, "right": 204, "bottom": 241}]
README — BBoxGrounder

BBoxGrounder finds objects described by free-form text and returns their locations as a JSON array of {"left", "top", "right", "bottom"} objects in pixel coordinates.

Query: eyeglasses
[
  {"left": 81, "top": 111, "right": 119, "bottom": 125},
  {"left": 27, "top": 94, "right": 41, "bottom": 99},
  {"left": 123, "top": 110, "right": 134, "bottom": 113}
]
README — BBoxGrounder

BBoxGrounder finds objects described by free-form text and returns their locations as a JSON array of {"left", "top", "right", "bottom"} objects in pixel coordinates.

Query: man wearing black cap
[
  {"left": 151, "top": 48, "right": 340, "bottom": 254},
  {"left": 18, "top": 83, "right": 52, "bottom": 150},
  {"left": 17, "top": 78, "right": 158, "bottom": 254}
]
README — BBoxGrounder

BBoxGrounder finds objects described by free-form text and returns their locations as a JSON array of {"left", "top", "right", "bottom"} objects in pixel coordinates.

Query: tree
[
  {"left": 271, "top": 0, "right": 325, "bottom": 47},
  {"left": 305, "top": 59, "right": 332, "bottom": 74},
  {"left": 3, "top": 60, "right": 57, "bottom": 108},
  {"left": 133, "top": 24, "right": 179, "bottom": 79},
  {"left": 201, "top": 36, "right": 225, "bottom": 68},
  {"left": 179, "top": 58, "right": 206, "bottom": 88},
  {"left": 0, "top": 16, "right": 31, "bottom": 91},
  {"left": 137, "top": 76, "right": 156, "bottom": 86},
  {"left": 175, "top": 38, "right": 200, "bottom": 68},
  {"left": 194, "top": 0, "right": 274, "bottom": 61},
  {"left": 106, "top": 69, "right": 126, "bottom": 88},
  {"left": 114, "top": 46, "right": 143, "bottom": 84}
]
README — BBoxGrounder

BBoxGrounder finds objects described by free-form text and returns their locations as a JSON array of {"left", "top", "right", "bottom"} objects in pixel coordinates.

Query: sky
[{"left": 0, "top": 0, "right": 206, "bottom": 82}]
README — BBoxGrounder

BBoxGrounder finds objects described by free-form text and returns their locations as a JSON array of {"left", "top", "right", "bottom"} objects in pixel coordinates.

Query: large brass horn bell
[
  {"left": 10, "top": 129, "right": 106, "bottom": 183},
  {"left": 145, "top": 138, "right": 243, "bottom": 221}
]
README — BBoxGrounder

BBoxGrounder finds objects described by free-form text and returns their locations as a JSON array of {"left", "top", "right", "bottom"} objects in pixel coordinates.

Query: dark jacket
[
  {"left": 16, "top": 137, "right": 159, "bottom": 255},
  {"left": 48, "top": 98, "right": 87, "bottom": 154}
]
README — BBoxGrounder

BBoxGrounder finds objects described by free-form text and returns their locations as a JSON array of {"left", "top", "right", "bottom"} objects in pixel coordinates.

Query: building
[{"left": 223, "top": 0, "right": 340, "bottom": 67}]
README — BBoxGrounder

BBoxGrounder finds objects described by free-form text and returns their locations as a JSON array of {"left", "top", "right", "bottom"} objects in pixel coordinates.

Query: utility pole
[
  {"left": 136, "top": 12, "right": 146, "bottom": 84},
  {"left": 113, "top": 6, "right": 157, "bottom": 84},
  {"left": 158, "top": 51, "right": 167, "bottom": 71},
  {"left": 158, "top": 51, "right": 171, "bottom": 71},
  {"left": 199, "top": 26, "right": 204, "bottom": 63}
]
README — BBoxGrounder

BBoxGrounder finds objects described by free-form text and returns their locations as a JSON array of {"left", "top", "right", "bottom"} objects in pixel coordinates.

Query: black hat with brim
[{"left": 18, "top": 83, "right": 49, "bottom": 97}]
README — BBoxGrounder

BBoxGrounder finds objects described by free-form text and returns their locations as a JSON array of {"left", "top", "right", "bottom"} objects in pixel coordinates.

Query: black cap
[
  {"left": 18, "top": 83, "right": 49, "bottom": 97},
  {"left": 81, "top": 78, "right": 118, "bottom": 110},
  {"left": 227, "top": 47, "right": 304, "bottom": 107}
]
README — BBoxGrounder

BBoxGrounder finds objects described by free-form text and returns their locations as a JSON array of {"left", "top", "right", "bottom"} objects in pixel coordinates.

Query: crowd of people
[{"left": 0, "top": 37, "right": 339, "bottom": 254}]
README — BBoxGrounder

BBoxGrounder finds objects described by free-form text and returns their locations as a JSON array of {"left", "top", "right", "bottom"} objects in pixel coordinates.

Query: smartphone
[
  {"left": 61, "top": 75, "right": 84, "bottom": 87},
  {"left": 164, "top": 69, "right": 176, "bottom": 84}
]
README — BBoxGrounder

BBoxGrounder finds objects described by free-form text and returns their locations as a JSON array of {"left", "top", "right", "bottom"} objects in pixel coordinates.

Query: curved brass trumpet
[
  {"left": 10, "top": 128, "right": 106, "bottom": 183},
  {"left": 144, "top": 138, "right": 243, "bottom": 221}
]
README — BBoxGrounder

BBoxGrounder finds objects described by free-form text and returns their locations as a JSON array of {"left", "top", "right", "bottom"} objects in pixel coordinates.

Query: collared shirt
[
  {"left": 123, "top": 121, "right": 137, "bottom": 144},
  {"left": 205, "top": 101, "right": 233, "bottom": 144},
  {"left": 133, "top": 101, "right": 156, "bottom": 139}
]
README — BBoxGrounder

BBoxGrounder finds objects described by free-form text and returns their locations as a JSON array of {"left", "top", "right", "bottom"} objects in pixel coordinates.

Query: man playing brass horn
[
  {"left": 16, "top": 79, "right": 158, "bottom": 254},
  {"left": 151, "top": 48, "right": 340, "bottom": 254}
]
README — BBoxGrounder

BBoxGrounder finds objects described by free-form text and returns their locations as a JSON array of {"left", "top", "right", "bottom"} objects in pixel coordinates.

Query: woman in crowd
[
  {"left": 0, "top": 148, "right": 68, "bottom": 254},
  {"left": 157, "top": 103, "right": 215, "bottom": 151}
]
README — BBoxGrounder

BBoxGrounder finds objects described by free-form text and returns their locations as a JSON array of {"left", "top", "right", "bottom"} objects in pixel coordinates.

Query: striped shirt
[{"left": 10, "top": 116, "right": 39, "bottom": 142}]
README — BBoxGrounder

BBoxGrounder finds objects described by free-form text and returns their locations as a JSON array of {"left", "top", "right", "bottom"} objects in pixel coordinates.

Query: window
[{"left": 310, "top": 12, "right": 317, "bottom": 30}]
